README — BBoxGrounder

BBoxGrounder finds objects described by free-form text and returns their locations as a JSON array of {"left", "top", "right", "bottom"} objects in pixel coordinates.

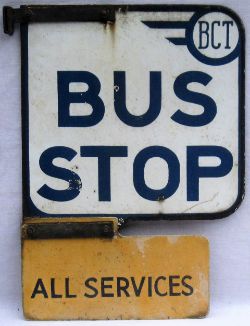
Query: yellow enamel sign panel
[{"left": 22, "top": 233, "right": 209, "bottom": 320}]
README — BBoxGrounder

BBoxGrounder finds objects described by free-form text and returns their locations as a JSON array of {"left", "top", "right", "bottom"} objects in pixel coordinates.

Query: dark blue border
[{"left": 21, "top": 5, "right": 245, "bottom": 221}]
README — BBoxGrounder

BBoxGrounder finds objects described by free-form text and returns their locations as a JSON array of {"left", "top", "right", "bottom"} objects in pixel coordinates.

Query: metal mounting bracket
[
  {"left": 3, "top": 5, "right": 116, "bottom": 35},
  {"left": 22, "top": 218, "right": 118, "bottom": 240}
]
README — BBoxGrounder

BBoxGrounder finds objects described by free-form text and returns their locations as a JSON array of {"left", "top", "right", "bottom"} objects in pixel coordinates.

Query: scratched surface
[{"left": 25, "top": 9, "right": 242, "bottom": 217}]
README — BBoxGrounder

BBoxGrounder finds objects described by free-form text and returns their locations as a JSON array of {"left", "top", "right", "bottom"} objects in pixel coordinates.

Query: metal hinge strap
[
  {"left": 22, "top": 218, "right": 117, "bottom": 239},
  {"left": 3, "top": 5, "right": 116, "bottom": 35}
]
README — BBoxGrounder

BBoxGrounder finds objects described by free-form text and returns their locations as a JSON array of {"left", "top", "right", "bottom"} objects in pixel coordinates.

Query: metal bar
[
  {"left": 22, "top": 221, "right": 115, "bottom": 239},
  {"left": 3, "top": 5, "right": 116, "bottom": 35}
]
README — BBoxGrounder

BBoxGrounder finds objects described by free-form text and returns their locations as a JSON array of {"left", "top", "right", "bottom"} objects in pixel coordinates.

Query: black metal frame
[{"left": 3, "top": 4, "right": 245, "bottom": 222}]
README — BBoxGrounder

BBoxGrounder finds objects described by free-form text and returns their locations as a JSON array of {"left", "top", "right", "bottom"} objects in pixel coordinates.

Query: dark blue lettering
[
  {"left": 198, "top": 21, "right": 209, "bottom": 49},
  {"left": 211, "top": 21, "right": 221, "bottom": 49},
  {"left": 171, "top": 71, "right": 217, "bottom": 127},
  {"left": 133, "top": 146, "right": 180, "bottom": 201},
  {"left": 187, "top": 146, "right": 233, "bottom": 201},
  {"left": 114, "top": 71, "right": 161, "bottom": 127},
  {"left": 223, "top": 21, "right": 234, "bottom": 49},
  {"left": 80, "top": 146, "right": 128, "bottom": 201},
  {"left": 58, "top": 71, "right": 105, "bottom": 127},
  {"left": 38, "top": 146, "right": 81, "bottom": 201}
]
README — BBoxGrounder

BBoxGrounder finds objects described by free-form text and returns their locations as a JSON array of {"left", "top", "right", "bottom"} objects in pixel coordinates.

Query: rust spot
[
  {"left": 103, "top": 20, "right": 116, "bottom": 47},
  {"left": 119, "top": 5, "right": 129, "bottom": 14},
  {"left": 108, "top": 20, "right": 116, "bottom": 33}
]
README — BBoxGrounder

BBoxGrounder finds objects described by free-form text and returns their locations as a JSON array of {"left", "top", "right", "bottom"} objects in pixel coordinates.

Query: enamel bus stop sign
[
  {"left": 3, "top": 4, "right": 244, "bottom": 320},
  {"left": 15, "top": 5, "right": 244, "bottom": 220}
]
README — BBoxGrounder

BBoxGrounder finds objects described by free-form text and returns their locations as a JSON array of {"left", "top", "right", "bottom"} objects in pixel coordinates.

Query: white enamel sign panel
[{"left": 22, "top": 5, "right": 244, "bottom": 219}]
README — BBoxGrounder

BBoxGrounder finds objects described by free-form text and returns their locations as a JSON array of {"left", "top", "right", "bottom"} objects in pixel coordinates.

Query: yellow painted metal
[{"left": 22, "top": 218, "right": 209, "bottom": 320}]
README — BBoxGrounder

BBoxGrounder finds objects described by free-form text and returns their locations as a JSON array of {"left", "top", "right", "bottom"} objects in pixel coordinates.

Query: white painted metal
[{"left": 27, "top": 10, "right": 241, "bottom": 216}]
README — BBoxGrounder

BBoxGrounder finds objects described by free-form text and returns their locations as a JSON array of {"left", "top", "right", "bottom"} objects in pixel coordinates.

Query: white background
[
  {"left": 27, "top": 11, "right": 239, "bottom": 215},
  {"left": 0, "top": 0, "right": 249, "bottom": 325}
]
